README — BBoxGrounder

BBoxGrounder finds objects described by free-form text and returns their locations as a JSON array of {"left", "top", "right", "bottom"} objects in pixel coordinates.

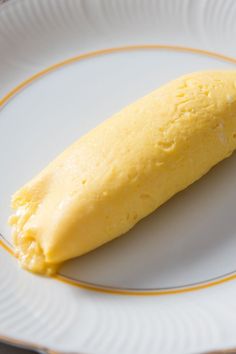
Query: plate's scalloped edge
[
  {"left": 0, "top": 332, "right": 82, "bottom": 354},
  {"left": 0, "top": 331, "right": 235, "bottom": 354}
]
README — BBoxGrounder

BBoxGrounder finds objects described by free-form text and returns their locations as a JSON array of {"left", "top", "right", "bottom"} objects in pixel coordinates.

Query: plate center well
[{"left": 1, "top": 46, "right": 236, "bottom": 289}]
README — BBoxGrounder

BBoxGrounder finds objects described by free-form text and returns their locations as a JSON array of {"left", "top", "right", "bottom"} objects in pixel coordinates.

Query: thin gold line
[
  {"left": 0, "top": 238, "right": 14, "bottom": 256},
  {"left": 1, "top": 235, "right": 236, "bottom": 296},
  {"left": 54, "top": 273, "right": 236, "bottom": 296},
  {"left": 1, "top": 44, "right": 236, "bottom": 297},
  {"left": 1, "top": 44, "right": 236, "bottom": 107}
]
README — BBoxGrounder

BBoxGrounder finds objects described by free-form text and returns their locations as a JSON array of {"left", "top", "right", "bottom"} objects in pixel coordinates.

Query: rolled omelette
[{"left": 9, "top": 71, "right": 236, "bottom": 275}]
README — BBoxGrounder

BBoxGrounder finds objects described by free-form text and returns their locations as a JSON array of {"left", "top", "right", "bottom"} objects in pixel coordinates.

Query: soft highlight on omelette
[{"left": 9, "top": 71, "right": 236, "bottom": 275}]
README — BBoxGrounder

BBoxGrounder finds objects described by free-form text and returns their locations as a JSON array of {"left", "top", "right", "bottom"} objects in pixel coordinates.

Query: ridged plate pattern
[{"left": 1, "top": 1, "right": 236, "bottom": 353}]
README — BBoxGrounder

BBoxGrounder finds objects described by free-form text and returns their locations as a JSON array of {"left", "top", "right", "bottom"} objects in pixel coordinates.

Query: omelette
[{"left": 9, "top": 71, "right": 236, "bottom": 275}]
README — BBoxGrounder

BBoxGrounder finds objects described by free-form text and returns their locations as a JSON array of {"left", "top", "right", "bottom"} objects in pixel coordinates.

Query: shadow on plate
[{"left": 60, "top": 153, "right": 236, "bottom": 290}]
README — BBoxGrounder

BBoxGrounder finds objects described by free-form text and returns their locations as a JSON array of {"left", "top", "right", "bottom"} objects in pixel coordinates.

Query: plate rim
[{"left": 1, "top": 0, "right": 236, "bottom": 352}]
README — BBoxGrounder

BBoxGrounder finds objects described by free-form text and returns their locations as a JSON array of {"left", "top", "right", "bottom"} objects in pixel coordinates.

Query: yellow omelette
[{"left": 9, "top": 71, "right": 236, "bottom": 275}]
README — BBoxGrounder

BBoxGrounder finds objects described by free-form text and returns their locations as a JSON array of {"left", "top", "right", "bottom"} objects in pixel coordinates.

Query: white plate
[{"left": 1, "top": 0, "right": 236, "bottom": 353}]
